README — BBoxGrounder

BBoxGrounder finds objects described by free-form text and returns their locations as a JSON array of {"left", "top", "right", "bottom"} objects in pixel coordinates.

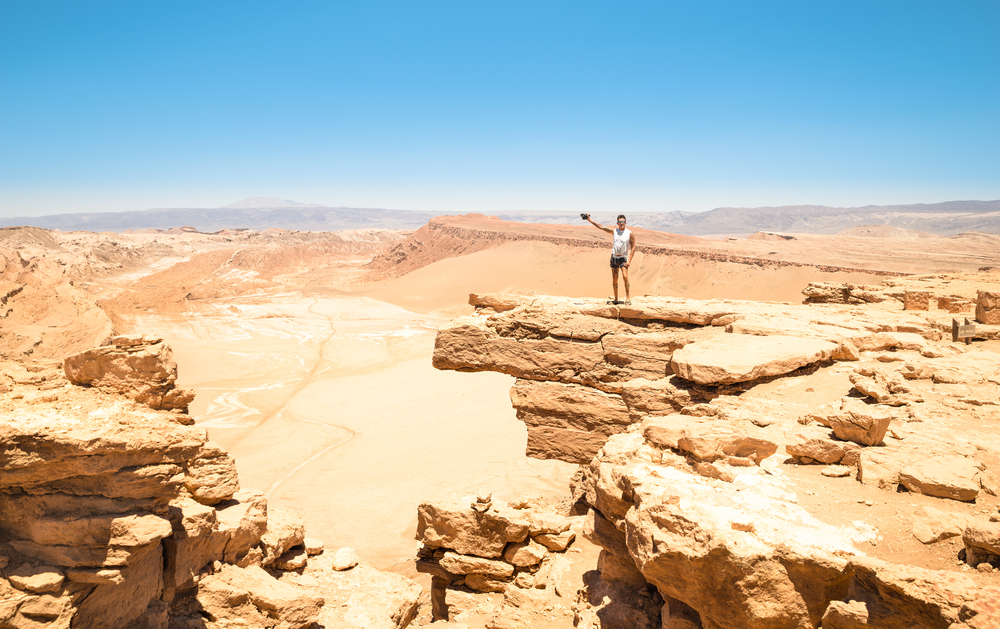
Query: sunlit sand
[{"left": 134, "top": 293, "right": 575, "bottom": 569}]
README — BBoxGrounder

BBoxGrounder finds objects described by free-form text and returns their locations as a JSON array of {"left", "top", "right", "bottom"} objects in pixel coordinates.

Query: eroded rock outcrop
[
  {"left": 63, "top": 334, "right": 196, "bottom": 412},
  {"left": 433, "top": 277, "right": 1000, "bottom": 628}
]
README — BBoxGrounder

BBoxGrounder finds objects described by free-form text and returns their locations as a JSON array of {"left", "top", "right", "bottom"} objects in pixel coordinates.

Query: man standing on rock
[{"left": 582, "top": 213, "right": 636, "bottom": 305}]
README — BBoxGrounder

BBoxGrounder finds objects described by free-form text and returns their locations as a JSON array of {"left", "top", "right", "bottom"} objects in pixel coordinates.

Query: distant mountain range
[{"left": 2, "top": 198, "right": 999, "bottom": 236}]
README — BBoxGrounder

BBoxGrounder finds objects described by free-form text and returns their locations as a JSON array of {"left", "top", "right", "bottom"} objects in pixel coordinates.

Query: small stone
[
  {"left": 978, "top": 563, "right": 995, "bottom": 573},
  {"left": 864, "top": 500, "right": 875, "bottom": 506},
  {"left": 821, "top": 465, "right": 852, "bottom": 478},
  {"left": 503, "top": 539, "right": 548, "bottom": 568},
  {"left": 514, "top": 573, "right": 534, "bottom": 589},
  {"left": 274, "top": 548, "right": 308, "bottom": 570},
  {"left": 331, "top": 547, "right": 360, "bottom": 571},
  {"left": 8, "top": 564, "right": 65, "bottom": 593},
  {"left": 304, "top": 538, "right": 325, "bottom": 556}
]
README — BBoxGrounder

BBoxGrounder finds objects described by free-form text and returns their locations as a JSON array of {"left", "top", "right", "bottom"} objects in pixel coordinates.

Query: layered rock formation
[
  {"left": 63, "top": 334, "right": 196, "bottom": 412},
  {"left": 0, "top": 341, "right": 419, "bottom": 628},
  {"left": 433, "top": 273, "right": 1000, "bottom": 628},
  {"left": 414, "top": 495, "right": 584, "bottom": 624}
]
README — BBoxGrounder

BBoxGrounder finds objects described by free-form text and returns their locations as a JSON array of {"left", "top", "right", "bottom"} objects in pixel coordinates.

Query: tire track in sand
[{"left": 226, "top": 297, "right": 357, "bottom": 498}]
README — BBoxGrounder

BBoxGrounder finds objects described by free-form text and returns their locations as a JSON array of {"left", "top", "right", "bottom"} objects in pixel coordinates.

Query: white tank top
[{"left": 613, "top": 227, "right": 631, "bottom": 257}]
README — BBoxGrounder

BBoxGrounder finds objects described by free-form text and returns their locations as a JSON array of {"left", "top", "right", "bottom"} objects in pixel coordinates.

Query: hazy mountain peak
[{"left": 221, "top": 197, "right": 322, "bottom": 209}]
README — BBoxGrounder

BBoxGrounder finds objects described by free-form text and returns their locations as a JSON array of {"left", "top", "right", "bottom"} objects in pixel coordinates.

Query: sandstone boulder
[
  {"left": 904, "top": 290, "right": 930, "bottom": 310},
  {"left": 786, "top": 427, "right": 856, "bottom": 464},
  {"left": 977, "top": 290, "right": 1000, "bottom": 324},
  {"left": 962, "top": 522, "right": 1000, "bottom": 567},
  {"left": 183, "top": 442, "right": 240, "bottom": 505},
  {"left": 826, "top": 402, "right": 893, "bottom": 446},
  {"left": 260, "top": 508, "right": 306, "bottom": 566},
  {"left": 912, "top": 505, "right": 970, "bottom": 544},
  {"left": 669, "top": 334, "right": 836, "bottom": 385},
  {"left": 416, "top": 499, "right": 530, "bottom": 558},
  {"left": 440, "top": 552, "right": 514, "bottom": 579},
  {"left": 899, "top": 456, "right": 983, "bottom": 502},
  {"left": 209, "top": 564, "right": 324, "bottom": 629},
  {"left": 502, "top": 539, "right": 547, "bottom": 567},
  {"left": 63, "top": 336, "right": 195, "bottom": 411}
]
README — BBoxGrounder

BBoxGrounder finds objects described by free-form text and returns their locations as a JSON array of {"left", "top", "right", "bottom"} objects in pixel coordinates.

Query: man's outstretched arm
[{"left": 583, "top": 215, "right": 614, "bottom": 234}]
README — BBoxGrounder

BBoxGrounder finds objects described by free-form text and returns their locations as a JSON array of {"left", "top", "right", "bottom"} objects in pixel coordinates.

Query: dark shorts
[{"left": 610, "top": 255, "right": 627, "bottom": 269}]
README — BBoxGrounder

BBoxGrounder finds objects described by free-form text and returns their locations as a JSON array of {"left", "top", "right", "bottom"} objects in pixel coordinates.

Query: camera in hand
[{"left": 580, "top": 213, "right": 590, "bottom": 220}]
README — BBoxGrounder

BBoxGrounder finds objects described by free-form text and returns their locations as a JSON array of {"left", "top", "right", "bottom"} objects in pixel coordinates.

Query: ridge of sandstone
[{"left": 431, "top": 271, "right": 1000, "bottom": 628}]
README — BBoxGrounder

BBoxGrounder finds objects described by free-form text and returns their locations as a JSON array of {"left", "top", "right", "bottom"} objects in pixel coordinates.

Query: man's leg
[
  {"left": 622, "top": 267, "right": 630, "bottom": 302},
  {"left": 611, "top": 268, "right": 619, "bottom": 302}
]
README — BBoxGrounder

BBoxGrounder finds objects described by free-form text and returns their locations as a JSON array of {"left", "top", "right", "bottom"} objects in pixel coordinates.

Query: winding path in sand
[{"left": 139, "top": 291, "right": 576, "bottom": 568}]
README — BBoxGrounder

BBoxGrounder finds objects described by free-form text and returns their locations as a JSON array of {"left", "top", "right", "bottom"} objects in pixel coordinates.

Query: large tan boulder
[
  {"left": 509, "top": 379, "right": 630, "bottom": 436},
  {"left": 439, "top": 552, "right": 514, "bottom": 579},
  {"left": 206, "top": 564, "right": 324, "bottom": 629},
  {"left": 826, "top": 403, "right": 893, "bottom": 446},
  {"left": 857, "top": 449, "right": 918, "bottom": 490},
  {"left": 904, "top": 290, "right": 930, "bottom": 310},
  {"left": 964, "top": 521, "right": 1000, "bottom": 567},
  {"left": 215, "top": 489, "right": 268, "bottom": 565},
  {"left": 260, "top": 508, "right": 306, "bottom": 566},
  {"left": 162, "top": 497, "right": 227, "bottom": 594},
  {"left": 642, "top": 416, "right": 777, "bottom": 466},
  {"left": 601, "top": 331, "right": 689, "bottom": 380},
  {"left": 669, "top": 334, "right": 837, "bottom": 385},
  {"left": 977, "top": 290, "right": 1000, "bottom": 324},
  {"left": 432, "top": 317, "right": 604, "bottom": 383},
  {"left": 525, "top": 425, "right": 611, "bottom": 464},
  {"left": 416, "top": 498, "right": 530, "bottom": 558},
  {"left": 619, "top": 377, "right": 705, "bottom": 415},
  {"left": 63, "top": 335, "right": 195, "bottom": 411},
  {"left": 912, "top": 506, "right": 970, "bottom": 544},
  {"left": 785, "top": 427, "right": 857, "bottom": 464},
  {"left": 183, "top": 441, "right": 240, "bottom": 505},
  {"left": 899, "top": 456, "right": 983, "bottom": 502}
]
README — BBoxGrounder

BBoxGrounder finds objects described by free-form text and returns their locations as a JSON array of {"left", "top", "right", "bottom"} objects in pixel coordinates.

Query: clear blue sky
[{"left": 1, "top": 1, "right": 998, "bottom": 217}]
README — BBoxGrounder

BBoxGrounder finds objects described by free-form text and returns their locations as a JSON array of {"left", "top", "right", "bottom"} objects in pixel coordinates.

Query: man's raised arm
[{"left": 581, "top": 213, "right": 613, "bottom": 234}]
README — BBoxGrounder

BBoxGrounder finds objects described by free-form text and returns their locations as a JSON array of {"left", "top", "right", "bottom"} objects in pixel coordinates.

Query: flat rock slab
[{"left": 669, "top": 334, "right": 837, "bottom": 385}]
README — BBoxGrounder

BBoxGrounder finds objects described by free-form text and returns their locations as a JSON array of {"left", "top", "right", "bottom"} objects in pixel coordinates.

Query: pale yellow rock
[
  {"left": 63, "top": 339, "right": 195, "bottom": 411},
  {"left": 440, "top": 552, "right": 514, "bottom": 578},
  {"left": 331, "top": 547, "right": 360, "bottom": 571},
  {"left": 260, "top": 507, "right": 306, "bottom": 566},
  {"left": 275, "top": 547, "right": 308, "bottom": 571},
  {"left": 826, "top": 403, "right": 893, "bottom": 446},
  {"left": 183, "top": 441, "right": 240, "bottom": 505},
  {"left": 216, "top": 489, "right": 268, "bottom": 565},
  {"left": 7, "top": 564, "right": 64, "bottom": 593},
  {"left": 669, "top": 334, "right": 837, "bottom": 385},
  {"left": 912, "top": 506, "right": 969, "bottom": 544},
  {"left": 899, "top": 456, "right": 983, "bottom": 502},
  {"left": 785, "top": 427, "right": 852, "bottom": 464},
  {"left": 534, "top": 530, "right": 575, "bottom": 552},
  {"left": 303, "top": 537, "right": 324, "bottom": 556},
  {"left": 214, "top": 564, "right": 324, "bottom": 629},
  {"left": 502, "top": 539, "right": 547, "bottom": 567},
  {"left": 417, "top": 499, "right": 530, "bottom": 559},
  {"left": 464, "top": 572, "right": 508, "bottom": 593}
]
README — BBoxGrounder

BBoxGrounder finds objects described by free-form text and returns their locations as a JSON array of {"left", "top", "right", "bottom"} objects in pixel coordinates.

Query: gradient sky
[{"left": 1, "top": 1, "right": 998, "bottom": 217}]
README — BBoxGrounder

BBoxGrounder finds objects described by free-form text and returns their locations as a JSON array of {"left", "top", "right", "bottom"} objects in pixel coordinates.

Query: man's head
[{"left": 616, "top": 215, "right": 627, "bottom": 228}]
